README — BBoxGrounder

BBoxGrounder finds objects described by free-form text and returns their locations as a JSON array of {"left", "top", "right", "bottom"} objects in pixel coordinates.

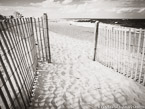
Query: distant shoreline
[{"left": 63, "top": 18, "right": 145, "bottom": 29}]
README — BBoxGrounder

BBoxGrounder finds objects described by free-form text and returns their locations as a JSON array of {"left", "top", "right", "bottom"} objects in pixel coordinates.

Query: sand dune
[{"left": 29, "top": 31, "right": 145, "bottom": 109}]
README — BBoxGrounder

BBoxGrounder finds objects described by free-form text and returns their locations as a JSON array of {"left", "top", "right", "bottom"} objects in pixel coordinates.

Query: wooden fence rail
[
  {"left": 0, "top": 13, "right": 51, "bottom": 109},
  {"left": 94, "top": 22, "right": 145, "bottom": 86}
]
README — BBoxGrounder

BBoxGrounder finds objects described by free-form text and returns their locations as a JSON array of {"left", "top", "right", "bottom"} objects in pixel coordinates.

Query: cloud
[
  {"left": 30, "top": 0, "right": 61, "bottom": 8},
  {"left": 0, "top": 6, "right": 48, "bottom": 17},
  {"left": 0, "top": 0, "right": 145, "bottom": 18},
  {"left": 114, "top": 8, "right": 145, "bottom": 14},
  {"left": 138, "top": 8, "right": 145, "bottom": 13},
  {"left": 62, "top": 0, "right": 73, "bottom": 4}
]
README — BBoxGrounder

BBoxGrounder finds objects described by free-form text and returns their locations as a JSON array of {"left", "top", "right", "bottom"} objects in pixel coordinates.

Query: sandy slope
[{"left": 29, "top": 31, "right": 145, "bottom": 109}]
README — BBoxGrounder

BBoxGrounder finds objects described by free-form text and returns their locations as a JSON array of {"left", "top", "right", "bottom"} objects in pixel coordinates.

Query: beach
[
  {"left": 1, "top": 0, "right": 145, "bottom": 109},
  {"left": 29, "top": 21, "right": 145, "bottom": 109},
  {"left": 48, "top": 21, "right": 94, "bottom": 42}
]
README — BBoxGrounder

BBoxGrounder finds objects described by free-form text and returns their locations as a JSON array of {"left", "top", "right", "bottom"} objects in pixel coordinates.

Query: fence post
[
  {"left": 93, "top": 21, "right": 99, "bottom": 61},
  {"left": 30, "top": 17, "right": 37, "bottom": 72},
  {"left": 43, "top": 13, "right": 51, "bottom": 63}
]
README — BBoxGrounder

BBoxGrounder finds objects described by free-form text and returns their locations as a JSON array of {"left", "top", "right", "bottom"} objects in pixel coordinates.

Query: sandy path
[
  {"left": 29, "top": 31, "right": 145, "bottom": 109},
  {"left": 48, "top": 22, "right": 94, "bottom": 42}
]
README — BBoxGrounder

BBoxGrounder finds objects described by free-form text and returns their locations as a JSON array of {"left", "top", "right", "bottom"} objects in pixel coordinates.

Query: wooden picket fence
[
  {"left": 33, "top": 14, "right": 51, "bottom": 62},
  {"left": 0, "top": 13, "right": 51, "bottom": 109},
  {"left": 94, "top": 22, "right": 145, "bottom": 86}
]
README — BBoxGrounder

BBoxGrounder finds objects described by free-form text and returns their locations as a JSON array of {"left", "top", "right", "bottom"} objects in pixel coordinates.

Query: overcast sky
[{"left": 0, "top": 0, "right": 145, "bottom": 18}]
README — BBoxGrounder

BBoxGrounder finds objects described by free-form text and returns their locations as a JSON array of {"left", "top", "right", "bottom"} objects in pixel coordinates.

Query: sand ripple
[{"left": 29, "top": 32, "right": 145, "bottom": 109}]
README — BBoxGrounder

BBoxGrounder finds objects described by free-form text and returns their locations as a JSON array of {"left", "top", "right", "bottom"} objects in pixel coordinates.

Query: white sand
[
  {"left": 69, "top": 21, "right": 94, "bottom": 28},
  {"left": 29, "top": 31, "right": 145, "bottom": 109}
]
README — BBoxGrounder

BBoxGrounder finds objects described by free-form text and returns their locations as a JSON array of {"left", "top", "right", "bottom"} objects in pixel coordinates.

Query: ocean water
[{"left": 64, "top": 18, "right": 145, "bottom": 29}]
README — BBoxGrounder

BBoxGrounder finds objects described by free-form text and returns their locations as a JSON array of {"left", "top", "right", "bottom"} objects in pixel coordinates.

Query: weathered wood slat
[
  {"left": 41, "top": 17, "right": 46, "bottom": 61},
  {"left": 43, "top": 13, "right": 51, "bottom": 63},
  {"left": 123, "top": 28, "right": 127, "bottom": 75},
  {"left": 135, "top": 29, "right": 142, "bottom": 80},
  {"left": 93, "top": 21, "right": 99, "bottom": 61},
  {"left": 38, "top": 18, "right": 44, "bottom": 60},
  {"left": 34, "top": 18, "right": 41, "bottom": 59},
  {"left": 139, "top": 31, "right": 145, "bottom": 84}
]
